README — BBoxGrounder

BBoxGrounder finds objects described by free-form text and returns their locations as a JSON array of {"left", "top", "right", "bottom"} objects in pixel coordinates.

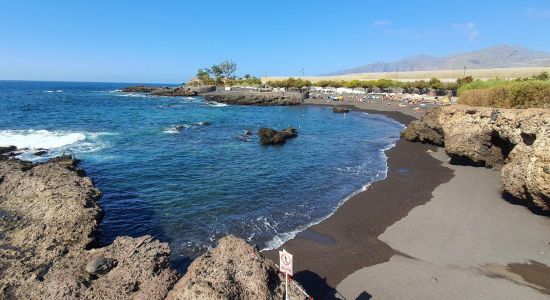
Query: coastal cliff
[
  {"left": 402, "top": 105, "right": 550, "bottom": 211},
  {"left": 0, "top": 157, "right": 304, "bottom": 299}
]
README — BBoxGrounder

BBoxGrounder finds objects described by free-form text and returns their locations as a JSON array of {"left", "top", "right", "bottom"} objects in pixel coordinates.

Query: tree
[
  {"left": 360, "top": 80, "right": 374, "bottom": 92},
  {"left": 374, "top": 79, "right": 392, "bottom": 90},
  {"left": 317, "top": 80, "right": 330, "bottom": 88},
  {"left": 346, "top": 80, "right": 361, "bottom": 91},
  {"left": 194, "top": 68, "right": 214, "bottom": 85},
  {"left": 210, "top": 60, "right": 238, "bottom": 83}
]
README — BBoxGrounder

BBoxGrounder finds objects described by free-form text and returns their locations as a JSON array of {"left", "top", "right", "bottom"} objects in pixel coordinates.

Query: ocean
[{"left": 0, "top": 80, "right": 403, "bottom": 269}]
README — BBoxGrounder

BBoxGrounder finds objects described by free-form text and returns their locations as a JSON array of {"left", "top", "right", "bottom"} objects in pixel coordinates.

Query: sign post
[{"left": 279, "top": 249, "right": 293, "bottom": 300}]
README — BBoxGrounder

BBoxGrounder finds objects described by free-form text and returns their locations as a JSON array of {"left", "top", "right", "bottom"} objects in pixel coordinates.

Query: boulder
[
  {"left": 400, "top": 108, "right": 445, "bottom": 146},
  {"left": 258, "top": 127, "right": 298, "bottom": 145},
  {"left": 85, "top": 257, "right": 117, "bottom": 276},
  {"left": 333, "top": 106, "right": 350, "bottom": 113},
  {"left": 33, "top": 149, "right": 48, "bottom": 156},
  {"left": 167, "top": 235, "right": 305, "bottom": 300},
  {"left": 402, "top": 105, "right": 550, "bottom": 211},
  {"left": 0, "top": 145, "right": 17, "bottom": 156}
]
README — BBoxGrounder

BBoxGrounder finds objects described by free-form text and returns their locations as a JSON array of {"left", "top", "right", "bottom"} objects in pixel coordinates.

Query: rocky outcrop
[
  {"left": 122, "top": 85, "right": 198, "bottom": 96},
  {"left": 259, "top": 127, "right": 298, "bottom": 145},
  {"left": 121, "top": 85, "right": 159, "bottom": 93},
  {"left": 122, "top": 85, "right": 215, "bottom": 97},
  {"left": 167, "top": 235, "right": 304, "bottom": 300},
  {"left": 36, "top": 236, "right": 179, "bottom": 300},
  {"left": 0, "top": 157, "right": 309, "bottom": 299},
  {"left": 203, "top": 91, "right": 303, "bottom": 106},
  {"left": 187, "top": 85, "right": 216, "bottom": 94},
  {"left": 333, "top": 106, "right": 351, "bottom": 113},
  {"left": 150, "top": 86, "right": 197, "bottom": 97},
  {"left": 0, "top": 146, "right": 16, "bottom": 156},
  {"left": 402, "top": 105, "right": 550, "bottom": 211},
  {"left": 0, "top": 157, "right": 177, "bottom": 299}
]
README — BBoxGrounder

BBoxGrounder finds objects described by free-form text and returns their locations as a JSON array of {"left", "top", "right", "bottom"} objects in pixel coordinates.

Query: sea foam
[
  {"left": 0, "top": 129, "right": 86, "bottom": 149},
  {"left": 0, "top": 129, "right": 111, "bottom": 161}
]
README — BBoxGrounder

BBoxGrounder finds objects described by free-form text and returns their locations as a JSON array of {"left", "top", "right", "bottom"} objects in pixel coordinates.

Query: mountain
[{"left": 327, "top": 45, "right": 550, "bottom": 75}]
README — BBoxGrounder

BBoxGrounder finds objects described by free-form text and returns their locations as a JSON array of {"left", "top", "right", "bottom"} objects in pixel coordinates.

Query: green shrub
[{"left": 458, "top": 80, "right": 550, "bottom": 108}]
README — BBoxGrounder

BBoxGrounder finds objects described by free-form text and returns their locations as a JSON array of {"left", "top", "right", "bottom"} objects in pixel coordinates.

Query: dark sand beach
[
  {"left": 265, "top": 100, "right": 550, "bottom": 299},
  {"left": 264, "top": 101, "right": 454, "bottom": 297}
]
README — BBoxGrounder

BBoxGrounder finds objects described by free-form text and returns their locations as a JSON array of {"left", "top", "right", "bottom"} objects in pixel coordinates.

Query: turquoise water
[{"left": 0, "top": 80, "right": 403, "bottom": 268}]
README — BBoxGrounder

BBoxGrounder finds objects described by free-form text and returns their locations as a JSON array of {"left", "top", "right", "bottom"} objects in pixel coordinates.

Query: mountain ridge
[{"left": 327, "top": 45, "right": 550, "bottom": 75}]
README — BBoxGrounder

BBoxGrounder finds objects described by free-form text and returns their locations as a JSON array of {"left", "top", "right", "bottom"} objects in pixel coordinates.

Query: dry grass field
[{"left": 263, "top": 67, "right": 550, "bottom": 83}]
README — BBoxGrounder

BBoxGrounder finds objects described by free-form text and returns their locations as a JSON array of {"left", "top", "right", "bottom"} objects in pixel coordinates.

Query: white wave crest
[
  {"left": 205, "top": 101, "right": 228, "bottom": 107},
  {"left": 0, "top": 129, "right": 86, "bottom": 149},
  {"left": 116, "top": 93, "right": 149, "bottom": 98},
  {"left": 163, "top": 124, "right": 191, "bottom": 134},
  {"left": 0, "top": 129, "right": 112, "bottom": 161}
]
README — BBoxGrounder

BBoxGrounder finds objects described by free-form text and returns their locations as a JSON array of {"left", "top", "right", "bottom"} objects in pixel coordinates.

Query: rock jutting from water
[
  {"left": 203, "top": 91, "right": 304, "bottom": 106},
  {"left": 402, "top": 105, "right": 550, "bottom": 211},
  {"left": 333, "top": 106, "right": 351, "bottom": 113},
  {"left": 258, "top": 127, "right": 298, "bottom": 145},
  {"left": 0, "top": 156, "right": 306, "bottom": 299},
  {"left": 0, "top": 146, "right": 17, "bottom": 156}
]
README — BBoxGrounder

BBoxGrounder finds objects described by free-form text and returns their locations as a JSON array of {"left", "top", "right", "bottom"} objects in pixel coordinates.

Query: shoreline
[
  {"left": 337, "top": 148, "right": 550, "bottom": 299},
  {"left": 264, "top": 101, "right": 453, "bottom": 298},
  {"left": 264, "top": 100, "right": 550, "bottom": 299}
]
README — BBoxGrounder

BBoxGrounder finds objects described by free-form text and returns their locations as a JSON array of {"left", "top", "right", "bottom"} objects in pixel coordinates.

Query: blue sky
[{"left": 1, "top": 0, "right": 550, "bottom": 83}]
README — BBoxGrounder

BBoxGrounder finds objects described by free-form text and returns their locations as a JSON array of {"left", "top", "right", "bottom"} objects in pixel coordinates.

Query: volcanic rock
[
  {"left": 0, "top": 157, "right": 178, "bottom": 299},
  {"left": 0, "top": 146, "right": 17, "bottom": 156},
  {"left": 149, "top": 86, "right": 197, "bottom": 97},
  {"left": 121, "top": 85, "right": 158, "bottom": 93},
  {"left": 0, "top": 156, "right": 312, "bottom": 299},
  {"left": 203, "top": 91, "right": 303, "bottom": 106},
  {"left": 186, "top": 85, "right": 216, "bottom": 94},
  {"left": 166, "top": 235, "right": 305, "bottom": 300},
  {"left": 259, "top": 127, "right": 298, "bottom": 145},
  {"left": 402, "top": 105, "right": 550, "bottom": 211}
]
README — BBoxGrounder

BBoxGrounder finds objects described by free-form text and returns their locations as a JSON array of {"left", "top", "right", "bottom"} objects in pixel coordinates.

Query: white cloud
[
  {"left": 452, "top": 22, "right": 480, "bottom": 41},
  {"left": 525, "top": 7, "right": 550, "bottom": 18},
  {"left": 373, "top": 20, "right": 391, "bottom": 27}
]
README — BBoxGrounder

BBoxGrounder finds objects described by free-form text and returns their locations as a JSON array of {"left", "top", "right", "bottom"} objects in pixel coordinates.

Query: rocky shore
[
  {"left": 122, "top": 85, "right": 216, "bottom": 97},
  {"left": 121, "top": 84, "right": 307, "bottom": 106},
  {"left": 203, "top": 91, "right": 303, "bottom": 106},
  {"left": 402, "top": 105, "right": 550, "bottom": 211},
  {"left": 0, "top": 157, "right": 305, "bottom": 299}
]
